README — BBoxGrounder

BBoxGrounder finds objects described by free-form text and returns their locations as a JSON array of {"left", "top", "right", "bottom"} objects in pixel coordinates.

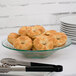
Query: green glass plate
[{"left": 2, "top": 38, "right": 71, "bottom": 58}]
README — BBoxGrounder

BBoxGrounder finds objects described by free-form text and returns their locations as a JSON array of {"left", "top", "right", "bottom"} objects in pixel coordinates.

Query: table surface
[{"left": 0, "top": 25, "right": 76, "bottom": 76}]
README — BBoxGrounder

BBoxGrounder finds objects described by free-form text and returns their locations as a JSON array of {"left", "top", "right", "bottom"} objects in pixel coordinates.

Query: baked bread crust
[
  {"left": 53, "top": 32, "right": 67, "bottom": 47},
  {"left": 33, "top": 35, "right": 54, "bottom": 50},
  {"left": 8, "top": 33, "right": 19, "bottom": 44},
  {"left": 13, "top": 36, "right": 32, "bottom": 50},
  {"left": 18, "top": 26, "right": 28, "bottom": 36},
  {"left": 26, "top": 25, "right": 45, "bottom": 39},
  {"left": 43, "top": 30, "right": 57, "bottom": 36}
]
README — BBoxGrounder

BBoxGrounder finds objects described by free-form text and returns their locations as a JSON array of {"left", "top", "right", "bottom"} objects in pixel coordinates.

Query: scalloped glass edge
[{"left": 2, "top": 38, "right": 71, "bottom": 52}]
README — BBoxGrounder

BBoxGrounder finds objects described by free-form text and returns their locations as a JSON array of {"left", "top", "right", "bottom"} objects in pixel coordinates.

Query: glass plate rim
[{"left": 2, "top": 38, "right": 71, "bottom": 52}]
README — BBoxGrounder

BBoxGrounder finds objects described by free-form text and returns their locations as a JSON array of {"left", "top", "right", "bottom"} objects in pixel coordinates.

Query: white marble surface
[
  {"left": 0, "top": 0, "right": 76, "bottom": 28},
  {"left": 0, "top": 25, "right": 76, "bottom": 76}
]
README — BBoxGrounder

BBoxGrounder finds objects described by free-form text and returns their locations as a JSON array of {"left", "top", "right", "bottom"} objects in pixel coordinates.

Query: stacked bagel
[{"left": 7, "top": 25, "right": 67, "bottom": 50}]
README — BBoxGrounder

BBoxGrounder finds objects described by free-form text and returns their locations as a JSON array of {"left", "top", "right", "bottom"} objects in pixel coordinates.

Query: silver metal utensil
[
  {"left": 1, "top": 58, "right": 60, "bottom": 67},
  {"left": 0, "top": 58, "right": 63, "bottom": 73},
  {"left": 1, "top": 58, "right": 30, "bottom": 66}
]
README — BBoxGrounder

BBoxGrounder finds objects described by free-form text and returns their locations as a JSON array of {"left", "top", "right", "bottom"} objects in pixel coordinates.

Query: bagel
[
  {"left": 53, "top": 32, "right": 67, "bottom": 47},
  {"left": 33, "top": 35, "right": 54, "bottom": 50},
  {"left": 8, "top": 33, "right": 19, "bottom": 45},
  {"left": 18, "top": 26, "right": 27, "bottom": 36},
  {"left": 13, "top": 36, "right": 32, "bottom": 50},
  {"left": 26, "top": 25, "right": 45, "bottom": 39}
]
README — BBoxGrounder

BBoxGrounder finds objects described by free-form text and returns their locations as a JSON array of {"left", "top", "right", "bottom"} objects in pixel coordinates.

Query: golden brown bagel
[
  {"left": 33, "top": 35, "right": 54, "bottom": 50},
  {"left": 8, "top": 33, "right": 19, "bottom": 45},
  {"left": 26, "top": 25, "right": 45, "bottom": 39},
  {"left": 13, "top": 36, "right": 32, "bottom": 50},
  {"left": 18, "top": 26, "right": 28, "bottom": 36},
  {"left": 53, "top": 32, "right": 67, "bottom": 47}
]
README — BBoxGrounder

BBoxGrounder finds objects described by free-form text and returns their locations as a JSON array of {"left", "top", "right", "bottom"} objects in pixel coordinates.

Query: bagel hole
[
  {"left": 45, "top": 34, "right": 49, "bottom": 36},
  {"left": 42, "top": 42, "right": 46, "bottom": 45},
  {"left": 57, "top": 38, "right": 60, "bottom": 40},
  {"left": 21, "top": 42, "right": 25, "bottom": 44}
]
